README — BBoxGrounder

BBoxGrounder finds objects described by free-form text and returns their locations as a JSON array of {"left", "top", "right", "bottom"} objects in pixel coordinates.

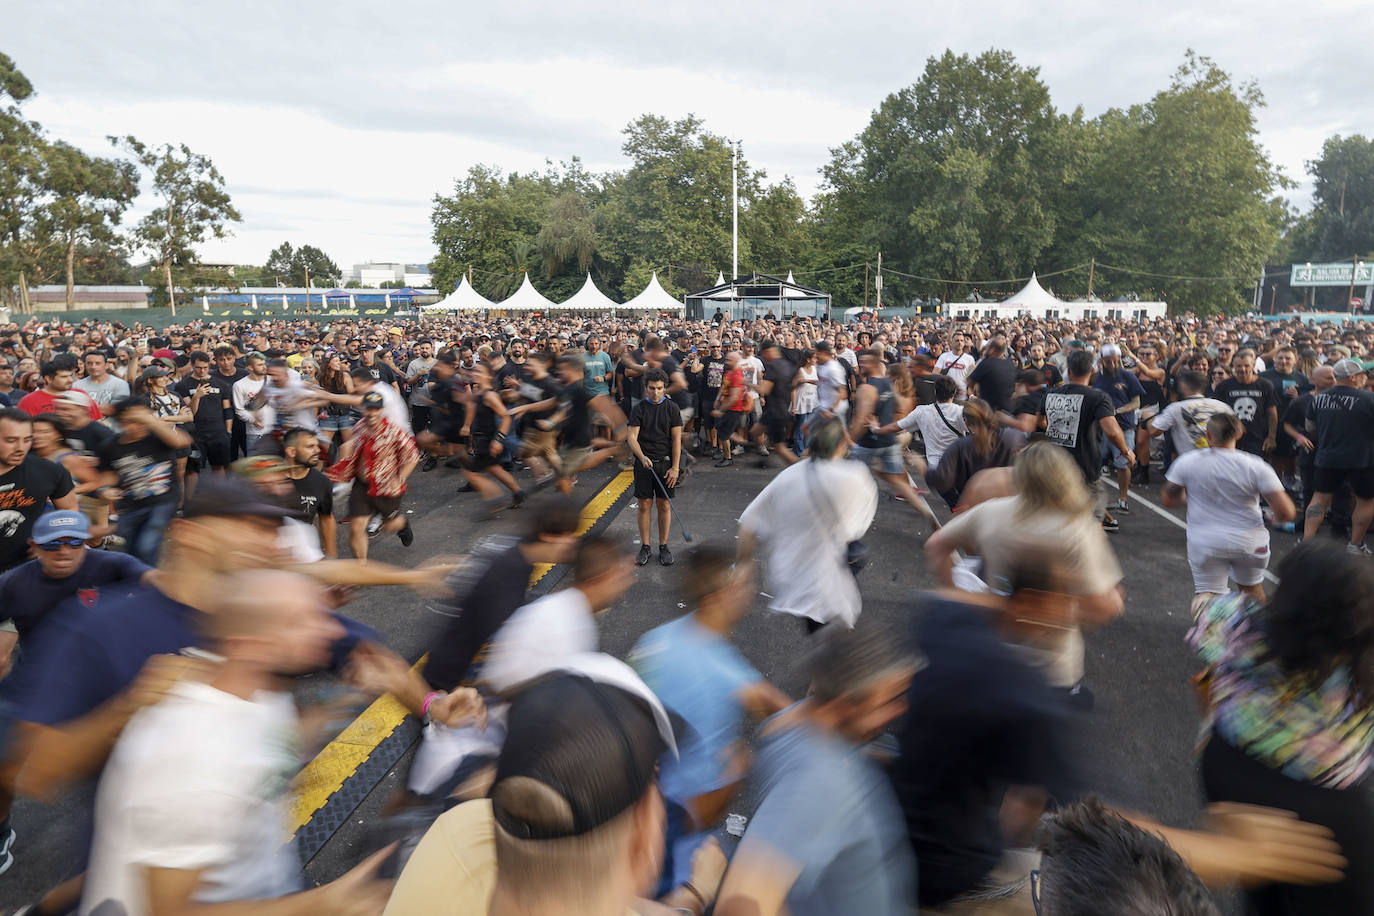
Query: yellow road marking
[{"left": 287, "top": 470, "right": 633, "bottom": 834}]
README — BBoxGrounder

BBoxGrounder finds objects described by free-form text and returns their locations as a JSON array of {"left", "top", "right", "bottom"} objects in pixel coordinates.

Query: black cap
[
  {"left": 182, "top": 476, "right": 296, "bottom": 520},
  {"left": 360, "top": 391, "right": 385, "bottom": 409},
  {"left": 491, "top": 674, "right": 665, "bottom": 841}
]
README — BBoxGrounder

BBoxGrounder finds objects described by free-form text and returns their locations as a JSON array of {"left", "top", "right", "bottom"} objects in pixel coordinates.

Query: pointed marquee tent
[
  {"left": 949, "top": 272, "right": 1166, "bottom": 321},
  {"left": 497, "top": 273, "right": 558, "bottom": 312},
  {"left": 621, "top": 272, "right": 683, "bottom": 314},
  {"left": 559, "top": 273, "right": 619, "bottom": 312},
  {"left": 421, "top": 275, "right": 496, "bottom": 311}
]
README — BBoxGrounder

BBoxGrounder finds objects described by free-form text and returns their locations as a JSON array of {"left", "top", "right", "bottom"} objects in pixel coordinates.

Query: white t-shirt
[
  {"left": 232, "top": 375, "right": 274, "bottom": 431},
  {"left": 1150, "top": 397, "right": 1232, "bottom": 457},
  {"left": 82, "top": 682, "right": 301, "bottom": 916},
  {"left": 1166, "top": 448, "right": 1282, "bottom": 550},
  {"left": 898, "top": 402, "right": 967, "bottom": 469},
  {"left": 480, "top": 588, "right": 599, "bottom": 693},
  {"left": 792, "top": 365, "right": 819, "bottom": 414},
  {"left": 816, "top": 359, "right": 848, "bottom": 415},
  {"left": 740, "top": 356, "right": 764, "bottom": 407},
  {"left": 739, "top": 459, "right": 878, "bottom": 626},
  {"left": 74, "top": 373, "right": 131, "bottom": 405},
  {"left": 935, "top": 352, "right": 976, "bottom": 394}
]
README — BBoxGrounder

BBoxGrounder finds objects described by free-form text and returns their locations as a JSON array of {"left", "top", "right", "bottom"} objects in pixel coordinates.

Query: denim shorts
[
  {"left": 851, "top": 442, "right": 904, "bottom": 475},
  {"left": 319, "top": 413, "right": 357, "bottom": 431}
]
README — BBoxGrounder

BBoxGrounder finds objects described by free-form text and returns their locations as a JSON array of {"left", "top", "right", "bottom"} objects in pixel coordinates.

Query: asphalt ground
[{"left": 1, "top": 447, "right": 1317, "bottom": 913}]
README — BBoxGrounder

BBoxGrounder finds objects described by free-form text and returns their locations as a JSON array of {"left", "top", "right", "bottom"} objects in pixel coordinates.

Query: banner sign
[{"left": 1290, "top": 262, "right": 1373, "bottom": 287}]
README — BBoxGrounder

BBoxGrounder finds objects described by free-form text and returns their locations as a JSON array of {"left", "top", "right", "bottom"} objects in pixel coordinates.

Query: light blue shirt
[
  {"left": 742, "top": 715, "right": 916, "bottom": 916},
  {"left": 583, "top": 350, "right": 613, "bottom": 397},
  {"left": 630, "top": 614, "right": 759, "bottom": 804}
]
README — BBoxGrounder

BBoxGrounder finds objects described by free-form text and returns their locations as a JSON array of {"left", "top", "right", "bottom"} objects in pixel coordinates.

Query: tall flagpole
[{"left": 731, "top": 139, "right": 739, "bottom": 283}]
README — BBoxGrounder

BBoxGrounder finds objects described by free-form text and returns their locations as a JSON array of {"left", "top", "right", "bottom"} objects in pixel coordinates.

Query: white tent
[
  {"left": 421, "top": 275, "right": 496, "bottom": 311},
  {"left": 622, "top": 271, "right": 683, "bottom": 313},
  {"left": 497, "top": 273, "right": 557, "bottom": 312},
  {"left": 559, "top": 272, "right": 618, "bottom": 312},
  {"left": 715, "top": 271, "right": 726, "bottom": 286},
  {"left": 783, "top": 271, "right": 809, "bottom": 298},
  {"left": 1001, "top": 272, "right": 1063, "bottom": 310}
]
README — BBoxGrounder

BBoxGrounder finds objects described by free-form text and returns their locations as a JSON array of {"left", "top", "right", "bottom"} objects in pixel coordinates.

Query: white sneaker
[
  {"left": 365, "top": 514, "right": 384, "bottom": 537},
  {"left": 0, "top": 823, "right": 16, "bottom": 876},
  {"left": 1347, "top": 543, "right": 1373, "bottom": 557},
  {"left": 1115, "top": 500, "right": 1131, "bottom": 514}
]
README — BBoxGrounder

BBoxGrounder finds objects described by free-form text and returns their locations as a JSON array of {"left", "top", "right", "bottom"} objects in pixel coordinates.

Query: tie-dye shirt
[{"left": 1188, "top": 593, "right": 1374, "bottom": 789}]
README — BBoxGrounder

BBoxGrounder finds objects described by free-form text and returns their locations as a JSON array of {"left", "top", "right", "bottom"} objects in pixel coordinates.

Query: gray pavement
[{"left": 2, "top": 453, "right": 1311, "bottom": 913}]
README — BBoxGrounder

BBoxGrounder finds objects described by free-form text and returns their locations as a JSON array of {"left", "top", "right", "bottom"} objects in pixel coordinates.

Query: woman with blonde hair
[{"left": 925, "top": 441, "right": 1125, "bottom": 693}]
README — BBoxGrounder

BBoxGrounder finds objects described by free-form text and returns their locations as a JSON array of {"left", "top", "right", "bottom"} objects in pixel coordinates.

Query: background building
[{"left": 346, "top": 261, "right": 433, "bottom": 287}]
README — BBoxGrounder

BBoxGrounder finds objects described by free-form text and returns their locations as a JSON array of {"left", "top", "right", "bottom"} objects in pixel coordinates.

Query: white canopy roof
[
  {"left": 420, "top": 275, "right": 495, "bottom": 311},
  {"left": 715, "top": 271, "right": 726, "bottom": 286},
  {"left": 497, "top": 273, "right": 557, "bottom": 312},
  {"left": 783, "top": 271, "right": 808, "bottom": 298},
  {"left": 622, "top": 271, "right": 683, "bottom": 313},
  {"left": 558, "top": 272, "right": 618, "bottom": 311},
  {"left": 1000, "top": 272, "right": 1062, "bottom": 309}
]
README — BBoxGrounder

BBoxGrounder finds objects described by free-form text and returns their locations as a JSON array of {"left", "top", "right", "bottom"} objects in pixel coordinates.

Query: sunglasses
[{"left": 39, "top": 537, "right": 85, "bottom": 550}]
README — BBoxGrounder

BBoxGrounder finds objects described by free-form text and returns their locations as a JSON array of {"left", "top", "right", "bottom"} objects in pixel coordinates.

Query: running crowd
[{"left": 0, "top": 305, "right": 1371, "bottom": 915}]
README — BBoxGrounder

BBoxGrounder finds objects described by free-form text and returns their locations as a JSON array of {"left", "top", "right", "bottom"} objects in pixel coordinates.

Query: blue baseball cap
[{"left": 31, "top": 510, "right": 90, "bottom": 544}]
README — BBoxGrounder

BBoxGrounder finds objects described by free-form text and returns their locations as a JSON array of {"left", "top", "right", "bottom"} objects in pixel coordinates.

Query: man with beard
[{"left": 283, "top": 427, "right": 338, "bottom": 558}]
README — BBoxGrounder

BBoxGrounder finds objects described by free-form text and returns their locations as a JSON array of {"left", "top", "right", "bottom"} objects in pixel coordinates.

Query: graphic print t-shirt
[
  {"left": 0, "top": 455, "right": 76, "bottom": 571},
  {"left": 98, "top": 436, "right": 180, "bottom": 510},
  {"left": 1213, "top": 377, "right": 1279, "bottom": 454},
  {"left": 289, "top": 469, "right": 334, "bottom": 524},
  {"left": 1040, "top": 384, "right": 1114, "bottom": 483}
]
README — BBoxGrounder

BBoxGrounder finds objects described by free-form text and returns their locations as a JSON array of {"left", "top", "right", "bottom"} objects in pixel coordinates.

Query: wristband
[
  {"left": 421, "top": 690, "right": 446, "bottom": 721},
  {"left": 681, "top": 881, "right": 708, "bottom": 912}
]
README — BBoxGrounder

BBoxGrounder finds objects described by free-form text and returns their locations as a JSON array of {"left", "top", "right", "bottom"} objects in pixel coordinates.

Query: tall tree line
[{"left": 0, "top": 53, "right": 238, "bottom": 312}]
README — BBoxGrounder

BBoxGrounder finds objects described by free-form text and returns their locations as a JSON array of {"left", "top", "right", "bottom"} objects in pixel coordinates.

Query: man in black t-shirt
[
  {"left": 1302, "top": 359, "right": 1374, "bottom": 552},
  {"left": 1038, "top": 350, "right": 1133, "bottom": 533},
  {"left": 1260, "top": 345, "right": 1310, "bottom": 489},
  {"left": 356, "top": 348, "right": 399, "bottom": 392},
  {"left": 628, "top": 369, "right": 683, "bottom": 567},
  {"left": 751, "top": 341, "right": 799, "bottom": 465},
  {"left": 174, "top": 352, "right": 233, "bottom": 471},
  {"left": 1211, "top": 350, "right": 1279, "bottom": 457},
  {"left": 283, "top": 427, "right": 337, "bottom": 558},
  {"left": 211, "top": 346, "right": 248, "bottom": 460},
  {"left": 552, "top": 354, "right": 626, "bottom": 497},
  {"left": 1282, "top": 366, "right": 1350, "bottom": 537},
  {"left": 96, "top": 399, "right": 193, "bottom": 564},
  {"left": 0, "top": 409, "right": 78, "bottom": 573},
  {"left": 966, "top": 338, "right": 1017, "bottom": 413}
]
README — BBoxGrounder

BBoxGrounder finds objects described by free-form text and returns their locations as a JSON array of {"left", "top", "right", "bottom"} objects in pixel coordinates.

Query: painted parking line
[{"left": 288, "top": 470, "right": 634, "bottom": 847}]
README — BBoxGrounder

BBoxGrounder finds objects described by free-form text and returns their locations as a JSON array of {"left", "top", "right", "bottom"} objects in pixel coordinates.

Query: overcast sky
[{"left": 7, "top": 0, "right": 1371, "bottom": 277}]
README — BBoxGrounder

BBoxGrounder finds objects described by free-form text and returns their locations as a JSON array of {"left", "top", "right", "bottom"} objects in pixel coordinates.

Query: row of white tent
[{"left": 422, "top": 271, "right": 683, "bottom": 313}]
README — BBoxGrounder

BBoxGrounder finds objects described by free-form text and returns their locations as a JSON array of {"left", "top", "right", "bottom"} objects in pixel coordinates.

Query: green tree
[
  {"left": 265, "top": 241, "right": 340, "bottom": 286},
  {"left": 41, "top": 141, "right": 139, "bottom": 309},
  {"left": 1048, "top": 52, "right": 1286, "bottom": 314},
  {"left": 1305, "top": 134, "right": 1374, "bottom": 262},
  {"left": 0, "top": 52, "right": 47, "bottom": 313},
  {"left": 113, "top": 136, "right": 240, "bottom": 313},
  {"left": 815, "top": 50, "right": 1074, "bottom": 306}
]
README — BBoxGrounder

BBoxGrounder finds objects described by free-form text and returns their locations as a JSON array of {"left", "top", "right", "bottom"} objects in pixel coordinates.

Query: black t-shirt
[
  {"left": 1284, "top": 393, "right": 1318, "bottom": 468},
  {"left": 64, "top": 420, "right": 114, "bottom": 456},
  {"left": 761, "top": 358, "right": 797, "bottom": 419},
  {"left": 290, "top": 468, "right": 334, "bottom": 523},
  {"left": 0, "top": 455, "right": 76, "bottom": 572},
  {"left": 966, "top": 357, "right": 1017, "bottom": 413},
  {"left": 703, "top": 357, "right": 728, "bottom": 392},
  {"left": 422, "top": 537, "right": 533, "bottom": 690},
  {"left": 656, "top": 355, "right": 693, "bottom": 412},
  {"left": 1260, "top": 369, "right": 1311, "bottom": 401},
  {"left": 429, "top": 375, "right": 461, "bottom": 421},
  {"left": 893, "top": 596, "right": 1081, "bottom": 907},
  {"left": 174, "top": 375, "right": 232, "bottom": 438},
  {"left": 630, "top": 397, "right": 683, "bottom": 457},
  {"left": 913, "top": 374, "right": 939, "bottom": 406},
  {"left": 521, "top": 375, "right": 562, "bottom": 425},
  {"left": 1213, "top": 377, "right": 1279, "bottom": 454},
  {"left": 494, "top": 361, "right": 526, "bottom": 396},
  {"left": 359, "top": 360, "right": 398, "bottom": 388},
  {"left": 626, "top": 349, "right": 646, "bottom": 400},
  {"left": 1012, "top": 387, "right": 1047, "bottom": 419},
  {"left": 97, "top": 434, "right": 180, "bottom": 510},
  {"left": 559, "top": 383, "right": 594, "bottom": 448},
  {"left": 212, "top": 368, "right": 246, "bottom": 394},
  {"left": 1027, "top": 360, "right": 1062, "bottom": 388},
  {"left": 0, "top": 549, "right": 148, "bottom": 638},
  {"left": 1307, "top": 385, "right": 1374, "bottom": 470},
  {"left": 1039, "top": 383, "right": 1114, "bottom": 484}
]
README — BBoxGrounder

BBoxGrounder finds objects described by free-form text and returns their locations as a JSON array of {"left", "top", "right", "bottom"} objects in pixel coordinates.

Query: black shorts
[
  {"left": 348, "top": 483, "right": 403, "bottom": 520},
  {"left": 762, "top": 414, "right": 789, "bottom": 446},
  {"left": 430, "top": 417, "right": 465, "bottom": 444},
  {"left": 195, "top": 434, "right": 231, "bottom": 468},
  {"left": 716, "top": 411, "right": 747, "bottom": 437},
  {"left": 1312, "top": 466, "right": 1374, "bottom": 500},
  {"left": 633, "top": 457, "right": 675, "bottom": 500},
  {"left": 465, "top": 438, "right": 501, "bottom": 471}
]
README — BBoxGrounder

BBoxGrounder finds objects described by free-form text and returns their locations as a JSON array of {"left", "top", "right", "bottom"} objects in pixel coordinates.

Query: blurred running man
[
  {"left": 631, "top": 546, "right": 789, "bottom": 890},
  {"left": 715, "top": 624, "right": 917, "bottom": 916},
  {"left": 326, "top": 390, "right": 420, "bottom": 559},
  {"left": 849, "top": 349, "right": 940, "bottom": 530},
  {"left": 81, "top": 570, "right": 394, "bottom": 916}
]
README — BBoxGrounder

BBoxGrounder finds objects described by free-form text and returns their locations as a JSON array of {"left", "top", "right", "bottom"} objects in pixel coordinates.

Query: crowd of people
[{"left": 0, "top": 303, "right": 1371, "bottom": 915}]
